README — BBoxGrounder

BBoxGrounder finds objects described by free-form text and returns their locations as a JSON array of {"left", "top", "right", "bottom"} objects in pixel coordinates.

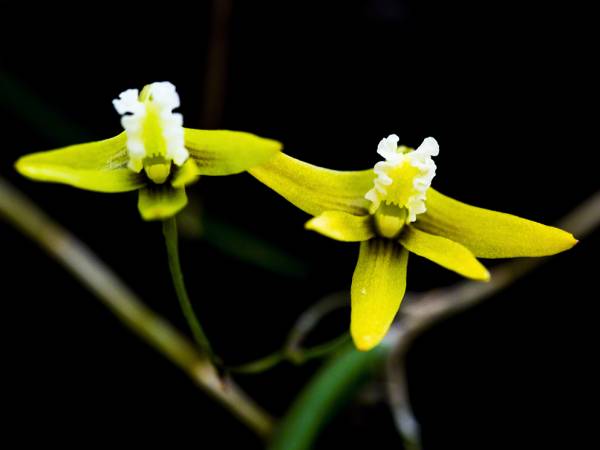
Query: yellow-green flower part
[
  {"left": 249, "top": 134, "right": 577, "bottom": 351},
  {"left": 16, "top": 81, "right": 282, "bottom": 220}
]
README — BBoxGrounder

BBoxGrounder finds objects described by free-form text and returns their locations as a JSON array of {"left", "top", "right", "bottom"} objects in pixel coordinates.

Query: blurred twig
[
  {"left": 201, "top": 0, "right": 232, "bottom": 128},
  {"left": 386, "top": 190, "right": 600, "bottom": 448},
  {"left": 0, "top": 177, "right": 274, "bottom": 439},
  {"left": 230, "top": 292, "right": 350, "bottom": 374},
  {"left": 284, "top": 291, "right": 349, "bottom": 357}
]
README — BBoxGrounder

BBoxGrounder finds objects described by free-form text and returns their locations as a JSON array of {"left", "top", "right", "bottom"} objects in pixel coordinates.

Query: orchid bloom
[
  {"left": 249, "top": 135, "right": 577, "bottom": 351},
  {"left": 16, "top": 82, "right": 281, "bottom": 220}
]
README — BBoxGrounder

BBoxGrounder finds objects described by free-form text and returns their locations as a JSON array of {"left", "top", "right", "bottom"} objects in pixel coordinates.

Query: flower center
[
  {"left": 365, "top": 134, "right": 439, "bottom": 227},
  {"left": 113, "top": 82, "right": 189, "bottom": 184}
]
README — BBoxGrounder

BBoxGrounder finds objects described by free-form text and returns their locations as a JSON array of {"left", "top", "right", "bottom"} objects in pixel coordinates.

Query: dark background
[{"left": 1, "top": 1, "right": 597, "bottom": 448}]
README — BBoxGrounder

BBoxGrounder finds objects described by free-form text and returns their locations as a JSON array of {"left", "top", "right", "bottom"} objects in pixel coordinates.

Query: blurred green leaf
[
  {"left": 269, "top": 342, "right": 388, "bottom": 450},
  {"left": 0, "top": 70, "right": 88, "bottom": 144}
]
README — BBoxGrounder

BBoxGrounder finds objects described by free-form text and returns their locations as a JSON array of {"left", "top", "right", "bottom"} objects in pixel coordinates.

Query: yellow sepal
[
  {"left": 249, "top": 152, "right": 374, "bottom": 216},
  {"left": 138, "top": 186, "right": 188, "bottom": 221},
  {"left": 184, "top": 129, "right": 282, "bottom": 176},
  {"left": 417, "top": 189, "right": 578, "bottom": 258},
  {"left": 351, "top": 239, "right": 409, "bottom": 351},
  {"left": 400, "top": 226, "right": 490, "bottom": 281},
  {"left": 15, "top": 133, "right": 144, "bottom": 193},
  {"left": 305, "top": 211, "right": 374, "bottom": 242}
]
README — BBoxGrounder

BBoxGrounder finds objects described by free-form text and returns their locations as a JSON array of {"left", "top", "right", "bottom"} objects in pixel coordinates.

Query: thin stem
[
  {"left": 229, "top": 333, "right": 351, "bottom": 375},
  {"left": 229, "top": 352, "right": 286, "bottom": 375},
  {"left": 0, "top": 178, "right": 273, "bottom": 438},
  {"left": 229, "top": 292, "right": 350, "bottom": 374},
  {"left": 162, "top": 216, "right": 216, "bottom": 362},
  {"left": 287, "top": 333, "right": 351, "bottom": 364}
]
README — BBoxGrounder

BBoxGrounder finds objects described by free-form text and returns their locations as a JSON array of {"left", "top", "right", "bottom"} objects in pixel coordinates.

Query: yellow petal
[
  {"left": 305, "top": 211, "right": 375, "bottom": 242},
  {"left": 15, "top": 133, "right": 143, "bottom": 193},
  {"left": 249, "top": 152, "right": 374, "bottom": 216},
  {"left": 400, "top": 226, "right": 490, "bottom": 281},
  {"left": 351, "top": 239, "right": 409, "bottom": 351},
  {"left": 184, "top": 129, "right": 282, "bottom": 175},
  {"left": 171, "top": 159, "right": 201, "bottom": 188},
  {"left": 138, "top": 186, "right": 188, "bottom": 221},
  {"left": 417, "top": 189, "right": 577, "bottom": 258}
]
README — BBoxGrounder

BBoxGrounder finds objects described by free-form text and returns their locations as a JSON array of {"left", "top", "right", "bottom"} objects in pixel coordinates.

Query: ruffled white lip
[
  {"left": 113, "top": 81, "right": 188, "bottom": 173},
  {"left": 365, "top": 134, "right": 439, "bottom": 222}
]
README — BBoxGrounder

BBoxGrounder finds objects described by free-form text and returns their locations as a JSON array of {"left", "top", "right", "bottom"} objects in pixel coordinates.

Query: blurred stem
[
  {"left": 230, "top": 293, "right": 350, "bottom": 374},
  {"left": 230, "top": 333, "right": 350, "bottom": 375},
  {"left": 0, "top": 177, "right": 273, "bottom": 438},
  {"left": 162, "top": 216, "right": 217, "bottom": 363},
  {"left": 201, "top": 0, "right": 232, "bottom": 128}
]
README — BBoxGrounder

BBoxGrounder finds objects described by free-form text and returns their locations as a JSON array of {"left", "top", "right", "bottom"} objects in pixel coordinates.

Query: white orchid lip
[
  {"left": 113, "top": 82, "right": 189, "bottom": 183},
  {"left": 365, "top": 134, "right": 439, "bottom": 223}
]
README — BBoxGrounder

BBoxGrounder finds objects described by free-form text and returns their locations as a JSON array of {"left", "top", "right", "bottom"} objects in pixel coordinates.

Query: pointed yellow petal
[
  {"left": 351, "top": 239, "right": 409, "bottom": 351},
  {"left": 138, "top": 186, "right": 188, "bottom": 221},
  {"left": 15, "top": 133, "right": 143, "bottom": 193},
  {"left": 171, "top": 159, "right": 201, "bottom": 188},
  {"left": 249, "top": 152, "right": 374, "bottom": 216},
  {"left": 305, "top": 211, "right": 375, "bottom": 242},
  {"left": 184, "top": 129, "right": 282, "bottom": 175},
  {"left": 418, "top": 189, "right": 577, "bottom": 258},
  {"left": 400, "top": 226, "right": 490, "bottom": 281}
]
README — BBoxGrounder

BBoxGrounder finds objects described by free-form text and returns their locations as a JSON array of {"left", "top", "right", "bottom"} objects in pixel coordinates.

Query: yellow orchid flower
[
  {"left": 249, "top": 134, "right": 577, "bottom": 351},
  {"left": 15, "top": 82, "right": 282, "bottom": 220}
]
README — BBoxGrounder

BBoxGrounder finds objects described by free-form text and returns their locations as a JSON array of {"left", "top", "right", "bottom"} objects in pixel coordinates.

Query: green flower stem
[
  {"left": 230, "top": 351, "right": 286, "bottom": 375},
  {"left": 229, "top": 333, "right": 351, "bottom": 375},
  {"left": 0, "top": 177, "right": 273, "bottom": 438},
  {"left": 229, "top": 293, "right": 351, "bottom": 375},
  {"left": 162, "top": 216, "right": 216, "bottom": 362}
]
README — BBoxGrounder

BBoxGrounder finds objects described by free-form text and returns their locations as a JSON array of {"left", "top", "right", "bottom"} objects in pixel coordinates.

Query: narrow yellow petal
[
  {"left": 400, "top": 226, "right": 490, "bottom": 281},
  {"left": 184, "top": 129, "right": 282, "bottom": 176},
  {"left": 351, "top": 239, "right": 409, "bottom": 351},
  {"left": 417, "top": 189, "right": 578, "bottom": 258},
  {"left": 249, "top": 152, "right": 374, "bottom": 216},
  {"left": 305, "top": 211, "right": 375, "bottom": 242},
  {"left": 171, "top": 159, "right": 201, "bottom": 188},
  {"left": 138, "top": 186, "right": 188, "bottom": 221},
  {"left": 15, "top": 133, "right": 144, "bottom": 193}
]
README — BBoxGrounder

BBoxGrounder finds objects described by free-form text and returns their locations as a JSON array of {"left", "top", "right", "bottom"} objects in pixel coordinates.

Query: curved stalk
[{"left": 162, "top": 216, "right": 217, "bottom": 362}]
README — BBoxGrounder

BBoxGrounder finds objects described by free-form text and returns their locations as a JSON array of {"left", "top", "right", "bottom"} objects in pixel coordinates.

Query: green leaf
[
  {"left": 184, "top": 128, "right": 282, "bottom": 176},
  {"left": 351, "top": 239, "right": 408, "bottom": 351},
  {"left": 15, "top": 133, "right": 144, "bottom": 193},
  {"left": 305, "top": 210, "right": 374, "bottom": 242},
  {"left": 268, "top": 342, "right": 387, "bottom": 450},
  {"left": 417, "top": 189, "right": 578, "bottom": 258},
  {"left": 249, "top": 152, "right": 374, "bottom": 216},
  {"left": 400, "top": 226, "right": 490, "bottom": 280},
  {"left": 138, "top": 185, "right": 188, "bottom": 221}
]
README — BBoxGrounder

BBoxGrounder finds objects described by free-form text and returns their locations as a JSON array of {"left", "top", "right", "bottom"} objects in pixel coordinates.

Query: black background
[{"left": 1, "top": 1, "right": 597, "bottom": 448}]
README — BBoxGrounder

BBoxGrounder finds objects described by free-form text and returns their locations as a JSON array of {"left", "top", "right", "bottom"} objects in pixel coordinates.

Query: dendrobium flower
[
  {"left": 249, "top": 135, "right": 577, "bottom": 351},
  {"left": 16, "top": 82, "right": 282, "bottom": 220}
]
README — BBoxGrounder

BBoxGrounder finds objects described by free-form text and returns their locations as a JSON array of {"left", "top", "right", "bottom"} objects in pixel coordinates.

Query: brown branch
[{"left": 0, "top": 177, "right": 274, "bottom": 438}]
